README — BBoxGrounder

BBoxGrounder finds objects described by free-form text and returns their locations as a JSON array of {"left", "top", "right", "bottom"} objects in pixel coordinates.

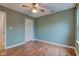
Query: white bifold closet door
[
  {"left": 25, "top": 18, "right": 33, "bottom": 42},
  {"left": 0, "top": 11, "right": 6, "bottom": 50}
]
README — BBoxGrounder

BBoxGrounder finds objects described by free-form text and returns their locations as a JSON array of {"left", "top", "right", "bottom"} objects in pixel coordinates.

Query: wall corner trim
[
  {"left": 5, "top": 42, "right": 26, "bottom": 49},
  {"left": 36, "top": 39, "right": 75, "bottom": 48},
  {"left": 74, "top": 48, "right": 79, "bottom": 56},
  {"left": 36, "top": 39, "right": 79, "bottom": 55},
  {"left": 5, "top": 39, "right": 36, "bottom": 49}
]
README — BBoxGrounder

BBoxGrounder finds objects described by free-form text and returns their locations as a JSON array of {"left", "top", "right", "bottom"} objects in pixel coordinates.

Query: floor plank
[{"left": 0, "top": 40, "right": 77, "bottom": 56}]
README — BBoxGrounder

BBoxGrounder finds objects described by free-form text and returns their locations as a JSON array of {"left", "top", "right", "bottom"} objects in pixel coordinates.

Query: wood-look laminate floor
[{"left": 0, "top": 40, "right": 77, "bottom": 56}]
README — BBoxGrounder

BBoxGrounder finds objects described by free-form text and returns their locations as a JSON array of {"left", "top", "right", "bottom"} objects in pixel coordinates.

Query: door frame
[
  {"left": 25, "top": 18, "right": 33, "bottom": 42},
  {"left": 0, "top": 11, "right": 6, "bottom": 49}
]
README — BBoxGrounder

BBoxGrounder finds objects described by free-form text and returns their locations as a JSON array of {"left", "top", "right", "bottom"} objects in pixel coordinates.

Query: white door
[
  {"left": 0, "top": 11, "right": 6, "bottom": 50},
  {"left": 25, "top": 18, "right": 33, "bottom": 42}
]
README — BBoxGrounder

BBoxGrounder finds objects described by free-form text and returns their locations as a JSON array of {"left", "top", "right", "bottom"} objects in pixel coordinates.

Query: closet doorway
[{"left": 25, "top": 18, "right": 33, "bottom": 42}]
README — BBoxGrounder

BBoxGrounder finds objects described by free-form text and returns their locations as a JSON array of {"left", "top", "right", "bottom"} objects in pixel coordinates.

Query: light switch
[{"left": 9, "top": 27, "right": 13, "bottom": 30}]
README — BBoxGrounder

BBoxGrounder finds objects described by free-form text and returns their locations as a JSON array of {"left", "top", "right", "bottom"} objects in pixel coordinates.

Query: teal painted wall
[
  {"left": 76, "top": 4, "right": 79, "bottom": 55},
  {"left": 0, "top": 5, "right": 33, "bottom": 47},
  {"left": 6, "top": 10, "right": 25, "bottom": 47},
  {"left": 35, "top": 8, "right": 75, "bottom": 46},
  {"left": 0, "top": 5, "right": 75, "bottom": 48},
  {"left": 33, "top": 19, "right": 36, "bottom": 39}
]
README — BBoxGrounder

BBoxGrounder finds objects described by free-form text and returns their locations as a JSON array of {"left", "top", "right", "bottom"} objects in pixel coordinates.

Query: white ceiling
[{"left": 0, "top": 3, "right": 75, "bottom": 18}]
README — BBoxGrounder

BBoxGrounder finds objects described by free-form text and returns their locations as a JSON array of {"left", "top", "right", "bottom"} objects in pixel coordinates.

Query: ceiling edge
[
  {"left": 0, "top": 5, "right": 33, "bottom": 19},
  {"left": 35, "top": 8, "right": 75, "bottom": 19}
]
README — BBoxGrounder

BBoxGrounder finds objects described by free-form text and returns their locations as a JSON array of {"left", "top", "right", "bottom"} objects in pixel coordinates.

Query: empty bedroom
[{"left": 0, "top": 3, "right": 79, "bottom": 56}]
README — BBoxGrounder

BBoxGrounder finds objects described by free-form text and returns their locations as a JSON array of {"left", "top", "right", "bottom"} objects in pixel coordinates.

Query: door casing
[
  {"left": 25, "top": 18, "right": 33, "bottom": 42},
  {"left": 0, "top": 11, "right": 6, "bottom": 49}
]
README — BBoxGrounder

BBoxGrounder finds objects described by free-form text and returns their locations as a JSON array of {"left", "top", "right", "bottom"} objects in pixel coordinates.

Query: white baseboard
[
  {"left": 36, "top": 39, "right": 79, "bottom": 56},
  {"left": 5, "top": 42, "right": 26, "bottom": 49},
  {"left": 76, "top": 40, "right": 79, "bottom": 44},
  {"left": 75, "top": 40, "right": 79, "bottom": 56},
  {"left": 5, "top": 39, "right": 74, "bottom": 49},
  {"left": 5, "top": 39, "right": 78, "bottom": 56},
  {"left": 74, "top": 48, "right": 79, "bottom": 56},
  {"left": 5, "top": 39, "right": 35, "bottom": 49},
  {"left": 36, "top": 39, "right": 75, "bottom": 48}
]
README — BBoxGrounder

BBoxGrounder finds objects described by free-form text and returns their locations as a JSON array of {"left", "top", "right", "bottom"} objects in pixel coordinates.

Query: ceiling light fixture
[
  {"left": 32, "top": 8, "right": 37, "bottom": 13},
  {"left": 22, "top": 3, "right": 45, "bottom": 14}
]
